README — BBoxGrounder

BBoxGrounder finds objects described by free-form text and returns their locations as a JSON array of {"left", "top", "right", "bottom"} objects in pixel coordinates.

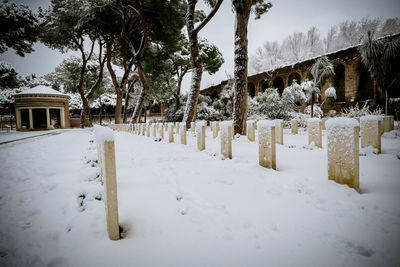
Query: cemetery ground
[{"left": 0, "top": 125, "right": 400, "bottom": 267}]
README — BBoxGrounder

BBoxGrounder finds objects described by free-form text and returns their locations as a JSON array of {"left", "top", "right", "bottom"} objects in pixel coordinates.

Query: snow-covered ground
[
  {"left": 0, "top": 129, "right": 64, "bottom": 143},
  {"left": 0, "top": 125, "right": 399, "bottom": 267}
]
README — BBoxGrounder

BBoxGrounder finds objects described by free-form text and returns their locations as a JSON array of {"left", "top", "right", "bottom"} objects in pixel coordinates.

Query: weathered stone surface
[
  {"left": 103, "top": 140, "right": 120, "bottom": 240},
  {"left": 191, "top": 122, "right": 196, "bottom": 133},
  {"left": 360, "top": 115, "right": 382, "bottom": 153},
  {"left": 291, "top": 119, "right": 298, "bottom": 135},
  {"left": 160, "top": 124, "right": 164, "bottom": 139},
  {"left": 321, "top": 117, "right": 328, "bottom": 130},
  {"left": 212, "top": 122, "right": 219, "bottom": 139},
  {"left": 273, "top": 119, "right": 284, "bottom": 145},
  {"left": 197, "top": 124, "right": 206, "bottom": 151},
  {"left": 307, "top": 118, "right": 322, "bottom": 148},
  {"left": 220, "top": 122, "right": 232, "bottom": 159},
  {"left": 326, "top": 118, "right": 360, "bottom": 192},
  {"left": 258, "top": 120, "right": 276, "bottom": 170},
  {"left": 247, "top": 120, "right": 255, "bottom": 142},
  {"left": 168, "top": 123, "right": 174, "bottom": 143},
  {"left": 180, "top": 124, "right": 187, "bottom": 145}
]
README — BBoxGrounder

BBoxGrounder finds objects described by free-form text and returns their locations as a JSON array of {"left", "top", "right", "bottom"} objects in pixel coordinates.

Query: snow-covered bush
[
  {"left": 304, "top": 105, "right": 323, "bottom": 118},
  {"left": 248, "top": 88, "right": 295, "bottom": 121},
  {"left": 288, "top": 111, "right": 308, "bottom": 128},
  {"left": 282, "top": 81, "right": 307, "bottom": 105},
  {"left": 325, "top": 86, "right": 336, "bottom": 99},
  {"left": 301, "top": 80, "right": 320, "bottom": 101},
  {"left": 341, "top": 103, "right": 382, "bottom": 118},
  {"left": 196, "top": 95, "right": 225, "bottom": 121}
]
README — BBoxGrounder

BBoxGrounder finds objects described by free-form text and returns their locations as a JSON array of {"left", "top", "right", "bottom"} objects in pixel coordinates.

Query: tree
[
  {"left": 0, "top": 61, "right": 20, "bottom": 88},
  {"left": 129, "top": 0, "right": 186, "bottom": 123},
  {"left": 359, "top": 31, "right": 400, "bottom": 114},
  {"left": 91, "top": 0, "right": 185, "bottom": 124},
  {"left": 232, "top": 0, "right": 272, "bottom": 135},
  {"left": 171, "top": 37, "right": 223, "bottom": 111},
  {"left": 41, "top": 0, "right": 106, "bottom": 127},
  {"left": 182, "top": 0, "right": 223, "bottom": 129},
  {"left": 309, "top": 56, "right": 334, "bottom": 117},
  {"left": 0, "top": 1, "right": 39, "bottom": 56}
]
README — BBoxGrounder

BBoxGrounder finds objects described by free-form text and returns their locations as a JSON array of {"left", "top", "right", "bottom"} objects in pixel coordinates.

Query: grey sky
[{"left": 1, "top": 0, "right": 400, "bottom": 92}]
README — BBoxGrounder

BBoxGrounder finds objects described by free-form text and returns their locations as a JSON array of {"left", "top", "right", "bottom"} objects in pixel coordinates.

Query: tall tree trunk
[
  {"left": 175, "top": 71, "right": 185, "bottom": 111},
  {"left": 131, "top": 63, "right": 149, "bottom": 123},
  {"left": 232, "top": 4, "right": 250, "bottom": 135},
  {"left": 123, "top": 80, "right": 136, "bottom": 123},
  {"left": 182, "top": 0, "right": 223, "bottom": 129},
  {"left": 385, "top": 89, "right": 389, "bottom": 115},
  {"left": 115, "top": 93, "right": 123, "bottom": 124},
  {"left": 182, "top": 1, "right": 202, "bottom": 129},
  {"left": 99, "top": 95, "right": 103, "bottom": 125},
  {"left": 183, "top": 67, "right": 202, "bottom": 128}
]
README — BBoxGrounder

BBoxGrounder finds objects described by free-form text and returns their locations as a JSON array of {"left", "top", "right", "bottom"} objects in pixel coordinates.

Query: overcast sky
[{"left": 1, "top": 0, "right": 400, "bottom": 92}]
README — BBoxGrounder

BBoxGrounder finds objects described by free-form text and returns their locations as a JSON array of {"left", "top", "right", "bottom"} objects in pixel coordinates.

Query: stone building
[
  {"left": 200, "top": 33, "right": 400, "bottom": 114},
  {"left": 14, "top": 85, "right": 70, "bottom": 130}
]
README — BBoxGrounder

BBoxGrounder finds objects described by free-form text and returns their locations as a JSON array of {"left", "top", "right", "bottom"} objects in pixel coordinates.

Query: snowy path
[{"left": 0, "top": 127, "right": 399, "bottom": 267}]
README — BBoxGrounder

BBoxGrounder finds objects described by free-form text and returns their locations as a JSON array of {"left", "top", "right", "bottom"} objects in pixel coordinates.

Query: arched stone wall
[
  {"left": 288, "top": 72, "right": 302, "bottom": 86},
  {"left": 356, "top": 62, "right": 374, "bottom": 101},
  {"left": 273, "top": 77, "right": 284, "bottom": 95},
  {"left": 248, "top": 82, "right": 256, "bottom": 98},
  {"left": 333, "top": 64, "right": 346, "bottom": 102},
  {"left": 211, "top": 90, "right": 219, "bottom": 100}
]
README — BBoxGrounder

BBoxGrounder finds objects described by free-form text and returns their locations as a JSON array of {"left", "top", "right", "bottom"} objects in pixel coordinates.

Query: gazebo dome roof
[{"left": 14, "top": 85, "right": 69, "bottom": 98}]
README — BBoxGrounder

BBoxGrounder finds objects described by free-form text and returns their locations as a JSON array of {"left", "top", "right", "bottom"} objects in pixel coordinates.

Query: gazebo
[{"left": 14, "top": 85, "right": 70, "bottom": 130}]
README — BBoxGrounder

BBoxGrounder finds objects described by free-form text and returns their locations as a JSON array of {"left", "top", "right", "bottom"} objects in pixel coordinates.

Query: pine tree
[
  {"left": 182, "top": 0, "right": 223, "bottom": 129},
  {"left": 232, "top": 0, "right": 272, "bottom": 135}
]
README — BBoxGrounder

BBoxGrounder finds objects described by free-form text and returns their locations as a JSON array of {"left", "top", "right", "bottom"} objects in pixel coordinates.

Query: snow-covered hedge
[
  {"left": 304, "top": 105, "right": 323, "bottom": 118},
  {"left": 341, "top": 104, "right": 382, "bottom": 118}
]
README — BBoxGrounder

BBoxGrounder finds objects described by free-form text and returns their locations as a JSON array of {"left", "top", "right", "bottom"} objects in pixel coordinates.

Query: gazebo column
[
  {"left": 60, "top": 108, "right": 65, "bottom": 128},
  {"left": 46, "top": 108, "right": 51, "bottom": 129},
  {"left": 28, "top": 108, "right": 33, "bottom": 129},
  {"left": 16, "top": 108, "right": 21, "bottom": 130}
]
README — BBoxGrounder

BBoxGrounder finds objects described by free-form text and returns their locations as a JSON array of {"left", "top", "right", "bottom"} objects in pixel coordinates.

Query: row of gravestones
[
  {"left": 110, "top": 115, "right": 395, "bottom": 194},
  {"left": 93, "top": 125, "right": 120, "bottom": 241},
  {"left": 97, "top": 115, "right": 394, "bottom": 241}
]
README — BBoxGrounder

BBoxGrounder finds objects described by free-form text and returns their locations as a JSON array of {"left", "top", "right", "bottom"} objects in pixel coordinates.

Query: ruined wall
[{"left": 200, "top": 45, "right": 381, "bottom": 114}]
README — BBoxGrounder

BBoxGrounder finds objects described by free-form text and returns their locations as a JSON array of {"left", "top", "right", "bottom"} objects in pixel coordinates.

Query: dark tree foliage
[
  {"left": 0, "top": 1, "right": 39, "bottom": 56},
  {"left": 359, "top": 32, "right": 400, "bottom": 114},
  {"left": 0, "top": 61, "right": 20, "bottom": 88}
]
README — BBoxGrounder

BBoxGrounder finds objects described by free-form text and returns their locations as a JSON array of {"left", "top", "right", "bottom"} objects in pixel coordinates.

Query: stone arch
[
  {"left": 211, "top": 90, "right": 219, "bottom": 100},
  {"left": 273, "top": 76, "right": 284, "bottom": 95},
  {"left": 248, "top": 82, "right": 256, "bottom": 98},
  {"left": 260, "top": 79, "right": 269, "bottom": 92},
  {"left": 356, "top": 62, "right": 374, "bottom": 101},
  {"left": 333, "top": 64, "right": 346, "bottom": 102},
  {"left": 288, "top": 72, "right": 301, "bottom": 86}
]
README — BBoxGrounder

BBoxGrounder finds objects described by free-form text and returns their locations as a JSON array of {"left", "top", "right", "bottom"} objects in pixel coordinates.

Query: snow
[
  {"left": 93, "top": 125, "right": 115, "bottom": 144},
  {"left": 257, "top": 120, "right": 274, "bottom": 129},
  {"left": 14, "top": 85, "right": 67, "bottom": 96},
  {"left": 325, "top": 86, "right": 336, "bottom": 99},
  {"left": 307, "top": 118, "right": 321, "bottom": 123},
  {"left": 326, "top": 117, "right": 359, "bottom": 129},
  {"left": 1, "top": 125, "right": 400, "bottom": 266},
  {"left": 360, "top": 115, "right": 382, "bottom": 123}
]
